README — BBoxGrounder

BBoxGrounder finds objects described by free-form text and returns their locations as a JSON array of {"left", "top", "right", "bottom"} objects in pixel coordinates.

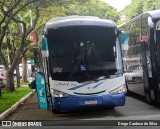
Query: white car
[
  {"left": 28, "top": 72, "right": 36, "bottom": 89},
  {"left": 125, "top": 69, "right": 143, "bottom": 82},
  {"left": 0, "top": 65, "right": 6, "bottom": 87}
]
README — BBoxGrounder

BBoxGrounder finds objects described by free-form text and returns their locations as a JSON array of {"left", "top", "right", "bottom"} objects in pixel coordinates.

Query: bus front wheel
[
  {"left": 52, "top": 110, "right": 60, "bottom": 114},
  {"left": 125, "top": 78, "right": 131, "bottom": 96}
]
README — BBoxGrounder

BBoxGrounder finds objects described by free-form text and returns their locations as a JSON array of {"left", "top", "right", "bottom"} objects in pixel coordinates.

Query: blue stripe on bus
[
  {"left": 68, "top": 81, "right": 104, "bottom": 90},
  {"left": 68, "top": 83, "right": 90, "bottom": 90},
  {"left": 92, "top": 82, "right": 104, "bottom": 88}
]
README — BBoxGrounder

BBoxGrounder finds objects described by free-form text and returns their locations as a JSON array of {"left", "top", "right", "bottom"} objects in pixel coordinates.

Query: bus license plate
[{"left": 85, "top": 100, "right": 97, "bottom": 105}]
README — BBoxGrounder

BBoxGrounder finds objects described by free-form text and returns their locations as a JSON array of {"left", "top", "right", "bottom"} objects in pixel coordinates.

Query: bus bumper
[{"left": 52, "top": 93, "right": 126, "bottom": 111}]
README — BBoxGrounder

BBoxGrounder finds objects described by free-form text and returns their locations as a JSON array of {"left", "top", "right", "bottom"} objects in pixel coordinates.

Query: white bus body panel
[{"left": 49, "top": 75, "right": 125, "bottom": 95}]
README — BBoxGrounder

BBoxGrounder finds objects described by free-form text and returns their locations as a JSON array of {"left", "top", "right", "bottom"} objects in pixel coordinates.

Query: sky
[{"left": 101, "top": 0, "right": 132, "bottom": 11}]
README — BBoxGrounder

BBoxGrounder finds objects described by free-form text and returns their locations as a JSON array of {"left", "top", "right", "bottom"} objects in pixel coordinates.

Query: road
[
  {"left": 5, "top": 92, "right": 160, "bottom": 121},
  {"left": 1, "top": 93, "right": 160, "bottom": 129}
]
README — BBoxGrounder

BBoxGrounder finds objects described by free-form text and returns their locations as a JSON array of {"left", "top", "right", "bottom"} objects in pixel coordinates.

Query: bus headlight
[
  {"left": 51, "top": 89, "right": 70, "bottom": 97},
  {"left": 109, "top": 85, "right": 127, "bottom": 95}
]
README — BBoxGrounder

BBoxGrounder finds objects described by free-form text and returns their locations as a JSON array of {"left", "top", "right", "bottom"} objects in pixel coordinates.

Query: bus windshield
[{"left": 47, "top": 26, "right": 119, "bottom": 81}]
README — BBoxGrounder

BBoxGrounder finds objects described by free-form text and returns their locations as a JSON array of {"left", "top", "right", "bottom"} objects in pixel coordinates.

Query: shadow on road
[{"left": 127, "top": 91, "right": 160, "bottom": 109}]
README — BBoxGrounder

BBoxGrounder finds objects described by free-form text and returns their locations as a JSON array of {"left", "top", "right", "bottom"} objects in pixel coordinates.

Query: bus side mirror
[{"left": 41, "top": 35, "right": 49, "bottom": 57}]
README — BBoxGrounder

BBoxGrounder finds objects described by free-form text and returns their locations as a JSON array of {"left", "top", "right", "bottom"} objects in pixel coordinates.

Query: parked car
[
  {"left": 0, "top": 66, "right": 6, "bottom": 87},
  {"left": 125, "top": 65, "right": 143, "bottom": 83},
  {"left": 13, "top": 66, "right": 22, "bottom": 77},
  {"left": 28, "top": 72, "right": 36, "bottom": 89}
]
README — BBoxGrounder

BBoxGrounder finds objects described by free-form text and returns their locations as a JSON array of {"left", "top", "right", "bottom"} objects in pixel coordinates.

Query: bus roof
[
  {"left": 148, "top": 9, "right": 160, "bottom": 22},
  {"left": 118, "top": 9, "right": 160, "bottom": 28},
  {"left": 45, "top": 16, "right": 116, "bottom": 29}
]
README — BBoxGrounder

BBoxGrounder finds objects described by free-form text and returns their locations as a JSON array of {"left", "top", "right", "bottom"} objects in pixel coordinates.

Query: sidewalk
[
  {"left": 4, "top": 93, "right": 78, "bottom": 120},
  {"left": 5, "top": 93, "right": 55, "bottom": 120},
  {"left": 0, "top": 90, "right": 35, "bottom": 120}
]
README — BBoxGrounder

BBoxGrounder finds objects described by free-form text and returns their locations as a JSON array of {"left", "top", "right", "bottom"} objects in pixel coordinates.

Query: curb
[{"left": 0, "top": 89, "right": 35, "bottom": 120}]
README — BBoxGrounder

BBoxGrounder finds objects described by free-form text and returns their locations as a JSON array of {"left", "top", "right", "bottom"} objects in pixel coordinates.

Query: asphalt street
[{"left": 5, "top": 93, "right": 160, "bottom": 120}]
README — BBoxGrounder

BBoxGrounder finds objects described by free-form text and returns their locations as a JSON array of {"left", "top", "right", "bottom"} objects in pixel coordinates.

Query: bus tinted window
[{"left": 47, "top": 26, "right": 117, "bottom": 81}]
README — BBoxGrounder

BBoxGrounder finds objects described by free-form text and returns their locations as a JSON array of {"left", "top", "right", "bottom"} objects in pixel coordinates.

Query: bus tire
[
  {"left": 125, "top": 78, "right": 131, "bottom": 96},
  {"left": 110, "top": 106, "right": 115, "bottom": 109},
  {"left": 50, "top": 102, "right": 61, "bottom": 114},
  {"left": 48, "top": 96, "right": 53, "bottom": 111},
  {"left": 52, "top": 110, "right": 60, "bottom": 114},
  {"left": 126, "top": 85, "right": 131, "bottom": 96},
  {"left": 145, "top": 90, "right": 154, "bottom": 104},
  {"left": 153, "top": 92, "right": 159, "bottom": 104}
]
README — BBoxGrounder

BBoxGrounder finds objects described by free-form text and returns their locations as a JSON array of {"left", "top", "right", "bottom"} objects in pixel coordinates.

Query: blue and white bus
[{"left": 35, "top": 16, "right": 127, "bottom": 113}]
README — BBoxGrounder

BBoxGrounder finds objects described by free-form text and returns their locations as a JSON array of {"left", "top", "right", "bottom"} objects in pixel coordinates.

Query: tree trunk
[
  {"left": 5, "top": 70, "right": 15, "bottom": 92},
  {"left": 22, "top": 57, "right": 28, "bottom": 83},
  {"left": 16, "top": 65, "right": 20, "bottom": 88}
]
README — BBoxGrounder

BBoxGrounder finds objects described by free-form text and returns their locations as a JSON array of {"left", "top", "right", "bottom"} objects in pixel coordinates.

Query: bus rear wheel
[{"left": 145, "top": 90, "right": 154, "bottom": 104}]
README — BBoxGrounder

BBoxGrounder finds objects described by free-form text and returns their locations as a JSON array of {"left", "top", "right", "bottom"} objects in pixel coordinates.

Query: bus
[
  {"left": 118, "top": 9, "right": 160, "bottom": 103},
  {"left": 35, "top": 16, "right": 127, "bottom": 113}
]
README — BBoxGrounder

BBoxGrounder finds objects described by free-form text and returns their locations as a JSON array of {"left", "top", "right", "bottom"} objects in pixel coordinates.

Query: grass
[
  {"left": 14, "top": 82, "right": 28, "bottom": 87},
  {"left": 0, "top": 85, "right": 33, "bottom": 113}
]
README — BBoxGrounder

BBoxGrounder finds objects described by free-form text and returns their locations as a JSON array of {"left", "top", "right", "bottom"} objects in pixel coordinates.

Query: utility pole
[{"left": 30, "top": 9, "right": 36, "bottom": 74}]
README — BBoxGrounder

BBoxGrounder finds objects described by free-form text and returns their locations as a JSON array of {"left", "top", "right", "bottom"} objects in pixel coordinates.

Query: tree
[
  {"left": 116, "top": 19, "right": 127, "bottom": 26},
  {"left": 124, "top": 0, "right": 160, "bottom": 19},
  {"left": 0, "top": 0, "right": 83, "bottom": 92},
  {"left": 0, "top": 0, "right": 40, "bottom": 92},
  {"left": 0, "top": 0, "right": 120, "bottom": 92},
  {"left": 37, "top": 0, "right": 120, "bottom": 26},
  {"left": 124, "top": 0, "right": 143, "bottom": 19},
  {"left": 65, "top": 0, "right": 120, "bottom": 22},
  {"left": 143, "top": 0, "right": 160, "bottom": 11}
]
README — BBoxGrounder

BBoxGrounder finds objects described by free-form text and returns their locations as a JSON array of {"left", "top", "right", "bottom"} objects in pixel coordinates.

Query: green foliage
[
  {"left": 1, "top": 0, "right": 120, "bottom": 63},
  {"left": 37, "top": 0, "right": 120, "bottom": 28},
  {"left": 38, "top": 5, "right": 66, "bottom": 26},
  {"left": 125, "top": 0, "right": 143, "bottom": 19},
  {"left": 34, "top": 0, "right": 120, "bottom": 47},
  {"left": 65, "top": 0, "right": 120, "bottom": 22},
  {"left": 143, "top": 0, "right": 160, "bottom": 11},
  {"left": 0, "top": 86, "right": 32, "bottom": 113},
  {"left": 25, "top": 42, "right": 39, "bottom": 58},
  {"left": 0, "top": 0, "right": 120, "bottom": 91},
  {"left": 124, "top": 0, "right": 160, "bottom": 19},
  {"left": 116, "top": 19, "right": 127, "bottom": 26}
]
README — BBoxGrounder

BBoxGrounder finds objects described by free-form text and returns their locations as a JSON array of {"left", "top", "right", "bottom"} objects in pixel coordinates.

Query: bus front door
[
  {"left": 141, "top": 41, "right": 155, "bottom": 103},
  {"left": 36, "top": 72, "right": 48, "bottom": 109}
]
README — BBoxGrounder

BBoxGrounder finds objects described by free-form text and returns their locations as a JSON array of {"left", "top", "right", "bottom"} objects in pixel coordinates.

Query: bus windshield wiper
[
  {"left": 93, "top": 76, "right": 109, "bottom": 81},
  {"left": 67, "top": 46, "right": 85, "bottom": 81},
  {"left": 91, "top": 43, "right": 110, "bottom": 78}
]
